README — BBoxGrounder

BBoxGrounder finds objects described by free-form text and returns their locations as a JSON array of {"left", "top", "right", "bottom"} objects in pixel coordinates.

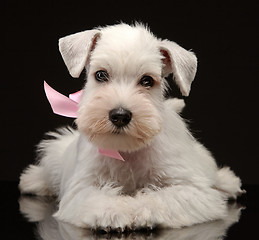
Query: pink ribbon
[
  {"left": 44, "top": 81, "right": 80, "bottom": 118},
  {"left": 44, "top": 81, "right": 124, "bottom": 161},
  {"left": 98, "top": 149, "right": 124, "bottom": 161}
]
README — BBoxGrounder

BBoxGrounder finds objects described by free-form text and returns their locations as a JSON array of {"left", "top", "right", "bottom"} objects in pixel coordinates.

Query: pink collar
[{"left": 44, "top": 81, "right": 124, "bottom": 161}]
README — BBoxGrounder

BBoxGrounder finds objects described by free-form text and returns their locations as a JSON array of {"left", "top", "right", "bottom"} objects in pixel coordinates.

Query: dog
[{"left": 19, "top": 23, "right": 243, "bottom": 231}]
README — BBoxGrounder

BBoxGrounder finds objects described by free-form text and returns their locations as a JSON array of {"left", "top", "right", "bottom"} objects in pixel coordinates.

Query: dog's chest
[{"left": 94, "top": 151, "right": 167, "bottom": 195}]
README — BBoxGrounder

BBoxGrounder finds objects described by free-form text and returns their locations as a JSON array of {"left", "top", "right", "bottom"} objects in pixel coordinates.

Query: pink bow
[{"left": 44, "top": 81, "right": 124, "bottom": 161}]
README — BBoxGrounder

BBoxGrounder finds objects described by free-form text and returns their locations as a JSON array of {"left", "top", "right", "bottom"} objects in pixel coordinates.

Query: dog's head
[{"left": 59, "top": 23, "right": 197, "bottom": 152}]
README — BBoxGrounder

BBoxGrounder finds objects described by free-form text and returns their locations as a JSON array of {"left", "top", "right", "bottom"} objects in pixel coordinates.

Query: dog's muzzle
[{"left": 109, "top": 107, "right": 132, "bottom": 128}]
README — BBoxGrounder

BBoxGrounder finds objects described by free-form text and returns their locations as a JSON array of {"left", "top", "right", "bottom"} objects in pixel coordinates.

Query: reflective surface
[{"left": 2, "top": 182, "right": 258, "bottom": 240}]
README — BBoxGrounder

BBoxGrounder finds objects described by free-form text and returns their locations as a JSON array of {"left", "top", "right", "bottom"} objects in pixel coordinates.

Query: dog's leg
[
  {"left": 133, "top": 185, "right": 228, "bottom": 229},
  {"left": 19, "top": 165, "right": 52, "bottom": 196},
  {"left": 54, "top": 185, "right": 134, "bottom": 231},
  {"left": 55, "top": 184, "right": 228, "bottom": 230},
  {"left": 19, "top": 127, "right": 79, "bottom": 196},
  {"left": 214, "top": 167, "right": 244, "bottom": 199}
]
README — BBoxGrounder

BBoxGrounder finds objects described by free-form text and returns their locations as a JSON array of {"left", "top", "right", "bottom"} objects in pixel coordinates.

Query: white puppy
[{"left": 19, "top": 23, "right": 243, "bottom": 231}]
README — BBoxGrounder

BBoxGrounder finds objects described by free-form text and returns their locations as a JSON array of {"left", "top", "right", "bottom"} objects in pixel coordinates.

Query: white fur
[
  {"left": 19, "top": 195, "right": 243, "bottom": 240},
  {"left": 19, "top": 23, "right": 243, "bottom": 231}
]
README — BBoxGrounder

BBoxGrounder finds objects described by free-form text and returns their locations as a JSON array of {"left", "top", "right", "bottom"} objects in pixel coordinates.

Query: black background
[{"left": 2, "top": 0, "right": 258, "bottom": 184}]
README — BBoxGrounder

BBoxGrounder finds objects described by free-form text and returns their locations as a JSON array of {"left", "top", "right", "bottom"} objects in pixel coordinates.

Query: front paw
[
  {"left": 55, "top": 197, "right": 134, "bottom": 232},
  {"left": 133, "top": 207, "right": 154, "bottom": 229},
  {"left": 132, "top": 194, "right": 169, "bottom": 229},
  {"left": 83, "top": 206, "right": 134, "bottom": 232},
  {"left": 134, "top": 206, "right": 168, "bottom": 230}
]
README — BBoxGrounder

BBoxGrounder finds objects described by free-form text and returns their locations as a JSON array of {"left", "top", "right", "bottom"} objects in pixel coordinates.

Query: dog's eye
[
  {"left": 95, "top": 70, "right": 109, "bottom": 82},
  {"left": 139, "top": 76, "right": 154, "bottom": 88}
]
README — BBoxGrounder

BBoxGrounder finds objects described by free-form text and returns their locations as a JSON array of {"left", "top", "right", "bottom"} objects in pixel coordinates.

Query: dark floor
[{"left": 1, "top": 182, "right": 258, "bottom": 240}]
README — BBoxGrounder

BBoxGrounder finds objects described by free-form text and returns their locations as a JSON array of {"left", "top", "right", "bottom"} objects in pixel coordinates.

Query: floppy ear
[
  {"left": 59, "top": 29, "right": 100, "bottom": 78},
  {"left": 160, "top": 40, "right": 197, "bottom": 96}
]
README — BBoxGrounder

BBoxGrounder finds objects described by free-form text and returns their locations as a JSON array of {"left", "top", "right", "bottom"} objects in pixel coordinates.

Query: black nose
[{"left": 109, "top": 107, "right": 132, "bottom": 128}]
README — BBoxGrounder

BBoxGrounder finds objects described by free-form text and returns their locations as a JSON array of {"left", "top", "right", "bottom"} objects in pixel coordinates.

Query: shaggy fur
[
  {"left": 19, "top": 195, "right": 243, "bottom": 239},
  {"left": 20, "top": 23, "right": 243, "bottom": 231}
]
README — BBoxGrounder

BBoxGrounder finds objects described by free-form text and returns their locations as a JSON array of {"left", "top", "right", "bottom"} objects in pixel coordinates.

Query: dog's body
[{"left": 20, "top": 23, "right": 242, "bottom": 231}]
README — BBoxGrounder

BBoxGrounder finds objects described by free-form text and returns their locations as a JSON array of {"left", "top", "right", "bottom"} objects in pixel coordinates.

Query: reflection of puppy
[
  {"left": 19, "top": 196, "right": 243, "bottom": 240},
  {"left": 19, "top": 23, "right": 243, "bottom": 231}
]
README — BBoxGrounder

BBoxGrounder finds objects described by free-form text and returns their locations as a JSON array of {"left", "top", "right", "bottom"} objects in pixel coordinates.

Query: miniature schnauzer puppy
[{"left": 20, "top": 23, "right": 243, "bottom": 231}]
